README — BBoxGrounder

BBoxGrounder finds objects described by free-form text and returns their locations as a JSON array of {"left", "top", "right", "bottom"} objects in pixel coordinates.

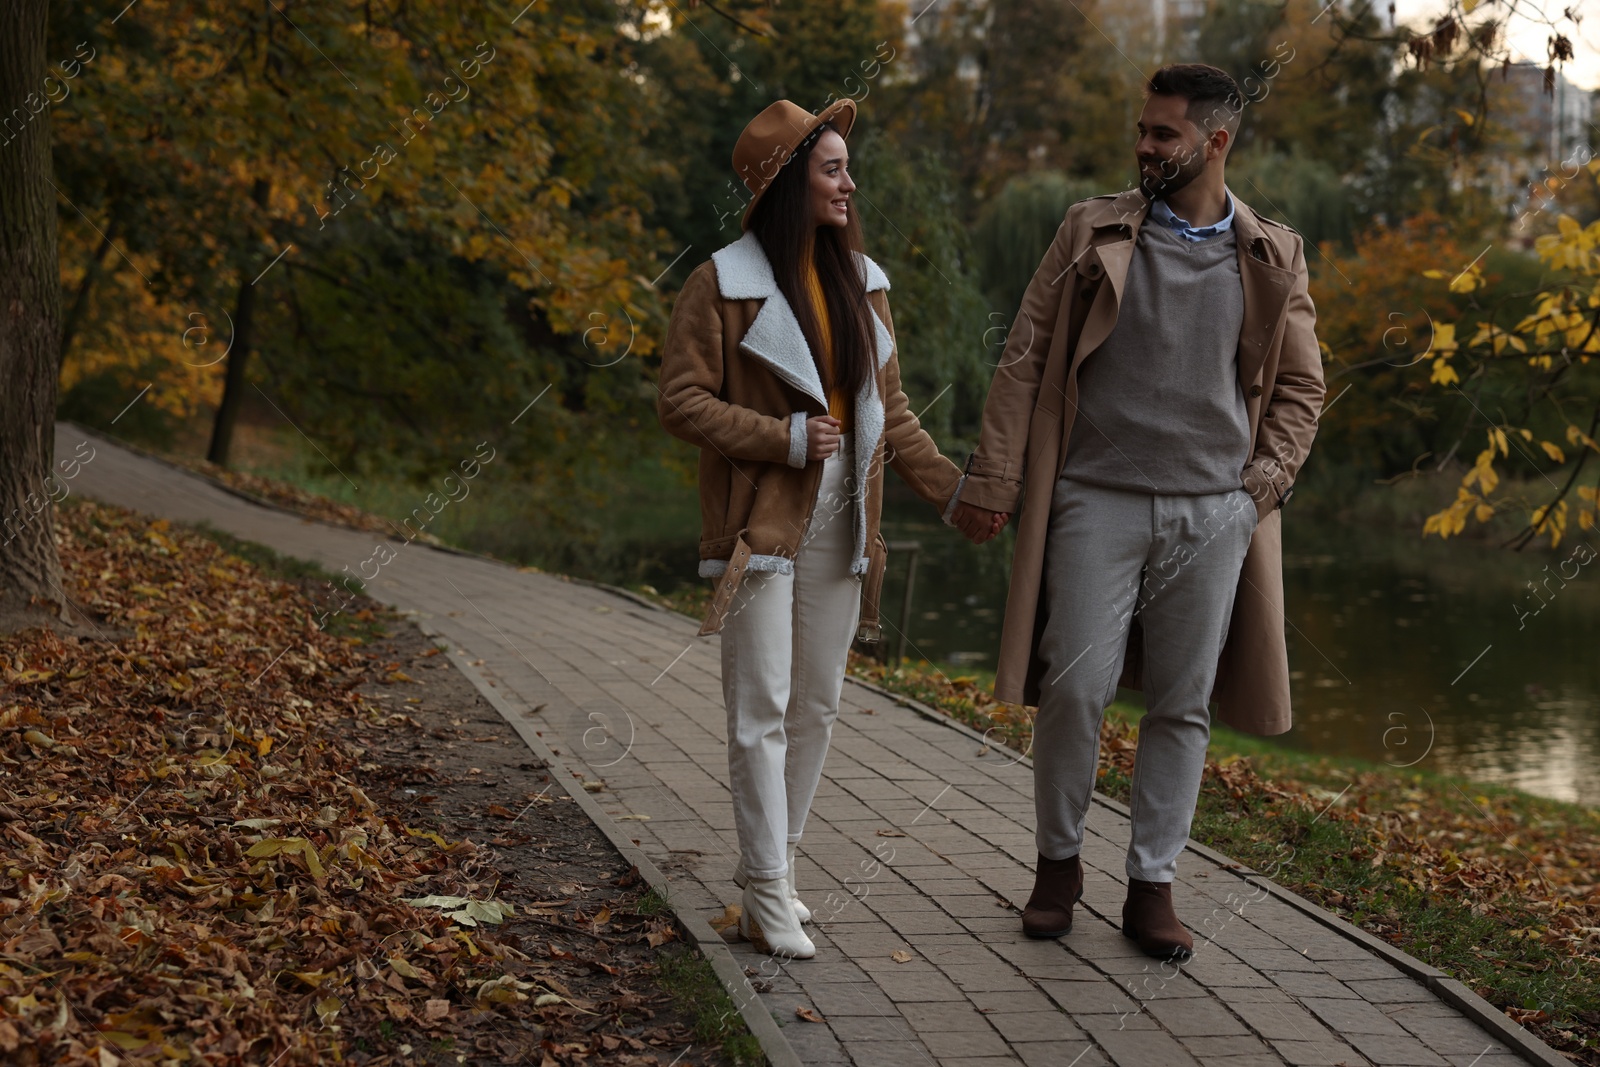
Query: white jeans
[{"left": 720, "top": 433, "right": 862, "bottom": 879}]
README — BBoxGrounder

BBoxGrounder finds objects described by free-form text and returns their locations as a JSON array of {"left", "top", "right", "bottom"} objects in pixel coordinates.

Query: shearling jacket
[{"left": 657, "top": 228, "right": 964, "bottom": 641}]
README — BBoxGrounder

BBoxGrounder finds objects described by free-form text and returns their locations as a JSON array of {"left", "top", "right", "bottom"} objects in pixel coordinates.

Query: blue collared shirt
[{"left": 1150, "top": 190, "right": 1235, "bottom": 241}]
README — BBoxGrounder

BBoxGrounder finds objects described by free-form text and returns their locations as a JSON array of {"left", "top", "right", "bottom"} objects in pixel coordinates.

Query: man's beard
[{"left": 1137, "top": 147, "right": 1205, "bottom": 199}]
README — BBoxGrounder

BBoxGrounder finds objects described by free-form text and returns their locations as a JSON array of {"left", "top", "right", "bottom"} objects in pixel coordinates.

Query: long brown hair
[{"left": 747, "top": 121, "right": 876, "bottom": 402}]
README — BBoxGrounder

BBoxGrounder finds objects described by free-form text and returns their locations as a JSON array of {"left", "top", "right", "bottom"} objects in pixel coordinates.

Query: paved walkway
[{"left": 59, "top": 423, "right": 1562, "bottom": 1067}]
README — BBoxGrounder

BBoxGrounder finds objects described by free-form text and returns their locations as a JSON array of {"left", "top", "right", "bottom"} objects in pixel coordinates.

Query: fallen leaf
[{"left": 795, "top": 1006, "right": 824, "bottom": 1023}]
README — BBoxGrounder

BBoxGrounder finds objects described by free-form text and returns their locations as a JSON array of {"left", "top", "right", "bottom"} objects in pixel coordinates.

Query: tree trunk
[
  {"left": 206, "top": 177, "right": 272, "bottom": 467},
  {"left": 0, "top": 0, "right": 68, "bottom": 618}
]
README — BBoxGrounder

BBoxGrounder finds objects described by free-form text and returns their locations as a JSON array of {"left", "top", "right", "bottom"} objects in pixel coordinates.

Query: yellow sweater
[{"left": 800, "top": 253, "right": 853, "bottom": 431}]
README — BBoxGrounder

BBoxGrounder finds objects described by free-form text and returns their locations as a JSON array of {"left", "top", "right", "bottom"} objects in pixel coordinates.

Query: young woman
[{"left": 656, "top": 97, "right": 1005, "bottom": 958}]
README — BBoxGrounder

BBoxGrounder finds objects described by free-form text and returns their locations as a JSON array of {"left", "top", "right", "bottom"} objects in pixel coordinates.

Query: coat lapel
[
  {"left": 1230, "top": 199, "right": 1297, "bottom": 395},
  {"left": 709, "top": 229, "right": 895, "bottom": 402}
]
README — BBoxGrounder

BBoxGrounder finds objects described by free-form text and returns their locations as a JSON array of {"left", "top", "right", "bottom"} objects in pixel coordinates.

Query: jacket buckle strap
[
  {"left": 855, "top": 535, "right": 888, "bottom": 643},
  {"left": 698, "top": 531, "right": 755, "bottom": 636}
]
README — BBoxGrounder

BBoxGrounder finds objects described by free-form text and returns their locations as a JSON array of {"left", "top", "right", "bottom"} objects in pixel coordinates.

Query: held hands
[
  {"left": 812, "top": 414, "right": 1007, "bottom": 543},
  {"left": 953, "top": 501, "right": 1010, "bottom": 545},
  {"left": 807, "top": 415, "right": 843, "bottom": 461}
]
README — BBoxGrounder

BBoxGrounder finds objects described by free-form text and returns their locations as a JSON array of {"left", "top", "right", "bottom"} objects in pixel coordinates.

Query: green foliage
[
  {"left": 972, "top": 170, "right": 1103, "bottom": 313},
  {"left": 850, "top": 127, "right": 993, "bottom": 447},
  {"left": 1228, "top": 147, "right": 1354, "bottom": 250}
]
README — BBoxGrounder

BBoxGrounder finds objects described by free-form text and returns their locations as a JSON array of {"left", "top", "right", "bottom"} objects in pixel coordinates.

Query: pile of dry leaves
[{"left": 0, "top": 500, "right": 698, "bottom": 1065}]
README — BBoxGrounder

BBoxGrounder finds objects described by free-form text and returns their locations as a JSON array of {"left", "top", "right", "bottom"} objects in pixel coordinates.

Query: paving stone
[
  {"left": 1269, "top": 1039, "right": 1374, "bottom": 1065},
  {"left": 931, "top": 895, "right": 1015, "bottom": 918},
  {"left": 902, "top": 1027, "right": 1010, "bottom": 1059},
  {"left": 1345, "top": 978, "right": 1438, "bottom": 1004},
  {"left": 1321, "top": 957, "right": 1414, "bottom": 982},
  {"left": 1185, "top": 960, "right": 1279, "bottom": 988},
  {"left": 1011, "top": 1042, "right": 1112, "bottom": 1067},
  {"left": 1183, "top": 1035, "right": 1281, "bottom": 1057},
  {"left": 1231, "top": 999, "right": 1339, "bottom": 1043},
  {"left": 1194, "top": 1057, "right": 1289, "bottom": 1067},
  {"left": 899, "top": 1001, "right": 1004, "bottom": 1032},
  {"left": 1207, "top": 985, "right": 1303, "bottom": 1005},
  {"left": 1264, "top": 971, "right": 1361, "bottom": 1000},
  {"left": 985, "top": 1009, "right": 1084, "bottom": 1043},
  {"left": 803, "top": 981, "right": 898, "bottom": 1017},
  {"left": 1039, "top": 979, "right": 1140, "bottom": 1015},
  {"left": 964, "top": 989, "right": 1056, "bottom": 1014},
  {"left": 774, "top": 1021, "right": 850, "bottom": 1064},
  {"left": 872, "top": 970, "right": 968, "bottom": 1003},
  {"left": 1229, "top": 947, "right": 1328, "bottom": 972},
  {"left": 1140, "top": 995, "right": 1252, "bottom": 1036},
  {"left": 1112, "top": 968, "right": 1214, "bottom": 1000},
  {"left": 1093, "top": 1028, "right": 1203, "bottom": 1066},
  {"left": 946, "top": 969, "right": 1037, "bottom": 993},
  {"left": 838, "top": 1039, "right": 940, "bottom": 1066},
  {"left": 1299, "top": 997, "right": 1412, "bottom": 1036},
  {"left": 1076, "top": 1012, "right": 1163, "bottom": 1034},
  {"left": 1386, "top": 1008, "right": 1502, "bottom": 1054},
  {"left": 1343, "top": 1029, "right": 1450, "bottom": 1065},
  {"left": 823, "top": 1014, "right": 918, "bottom": 1042}
]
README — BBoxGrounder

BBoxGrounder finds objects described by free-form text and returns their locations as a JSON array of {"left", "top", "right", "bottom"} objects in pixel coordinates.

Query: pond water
[{"left": 866, "top": 487, "right": 1600, "bottom": 808}]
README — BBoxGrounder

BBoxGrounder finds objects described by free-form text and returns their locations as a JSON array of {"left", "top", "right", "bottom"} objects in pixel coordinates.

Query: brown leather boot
[
  {"left": 1121, "top": 878, "right": 1194, "bottom": 961},
  {"left": 1021, "top": 853, "right": 1084, "bottom": 938}
]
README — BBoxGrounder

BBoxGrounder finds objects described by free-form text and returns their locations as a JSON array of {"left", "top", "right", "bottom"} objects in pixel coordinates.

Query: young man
[{"left": 948, "top": 64, "right": 1325, "bottom": 959}]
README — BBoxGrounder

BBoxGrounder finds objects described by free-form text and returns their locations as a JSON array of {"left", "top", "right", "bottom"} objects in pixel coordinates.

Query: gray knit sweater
[{"left": 1062, "top": 221, "right": 1249, "bottom": 494}]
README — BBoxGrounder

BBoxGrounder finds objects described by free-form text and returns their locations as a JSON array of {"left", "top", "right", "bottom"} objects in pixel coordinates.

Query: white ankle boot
[
  {"left": 739, "top": 875, "right": 815, "bottom": 959},
  {"left": 733, "top": 842, "right": 812, "bottom": 924}
]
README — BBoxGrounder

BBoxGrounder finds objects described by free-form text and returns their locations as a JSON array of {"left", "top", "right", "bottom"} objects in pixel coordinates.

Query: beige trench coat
[{"left": 958, "top": 187, "right": 1326, "bottom": 735}]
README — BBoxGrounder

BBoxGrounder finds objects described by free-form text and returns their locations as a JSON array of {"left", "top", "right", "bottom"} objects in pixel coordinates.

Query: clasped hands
[{"left": 806, "top": 416, "right": 1009, "bottom": 545}]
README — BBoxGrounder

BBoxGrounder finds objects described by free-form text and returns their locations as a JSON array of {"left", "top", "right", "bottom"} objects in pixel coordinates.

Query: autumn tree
[
  {"left": 0, "top": 0, "right": 67, "bottom": 617},
  {"left": 50, "top": 0, "right": 670, "bottom": 482}
]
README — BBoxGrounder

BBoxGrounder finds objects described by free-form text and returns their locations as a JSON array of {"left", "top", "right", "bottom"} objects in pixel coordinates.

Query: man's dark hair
[{"left": 1145, "top": 63, "right": 1244, "bottom": 145}]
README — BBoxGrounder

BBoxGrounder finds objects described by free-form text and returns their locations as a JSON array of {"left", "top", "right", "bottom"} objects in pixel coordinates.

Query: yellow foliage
[
  {"left": 1462, "top": 448, "right": 1499, "bottom": 494},
  {"left": 1467, "top": 323, "right": 1528, "bottom": 355},
  {"left": 1530, "top": 500, "right": 1569, "bottom": 548},
  {"left": 57, "top": 240, "right": 223, "bottom": 419},
  {"left": 1430, "top": 321, "right": 1458, "bottom": 353},
  {"left": 1568, "top": 424, "right": 1600, "bottom": 453}
]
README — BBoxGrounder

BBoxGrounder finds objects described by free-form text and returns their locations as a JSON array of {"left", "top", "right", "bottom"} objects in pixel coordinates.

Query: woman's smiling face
[{"left": 808, "top": 128, "right": 855, "bottom": 229}]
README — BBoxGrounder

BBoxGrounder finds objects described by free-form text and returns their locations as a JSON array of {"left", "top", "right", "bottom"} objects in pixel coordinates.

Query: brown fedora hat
[{"left": 733, "top": 97, "right": 857, "bottom": 231}]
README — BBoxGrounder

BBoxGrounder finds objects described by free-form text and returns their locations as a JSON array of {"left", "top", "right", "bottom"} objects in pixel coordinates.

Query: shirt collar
[{"left": 1150, "top": 189, "right": 1235, "bottom": 239}]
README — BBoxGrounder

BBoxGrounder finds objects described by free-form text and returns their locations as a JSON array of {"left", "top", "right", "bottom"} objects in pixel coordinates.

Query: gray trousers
[{"left": 1034, "top": 475, "right": 1256, "bottom": 882}]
